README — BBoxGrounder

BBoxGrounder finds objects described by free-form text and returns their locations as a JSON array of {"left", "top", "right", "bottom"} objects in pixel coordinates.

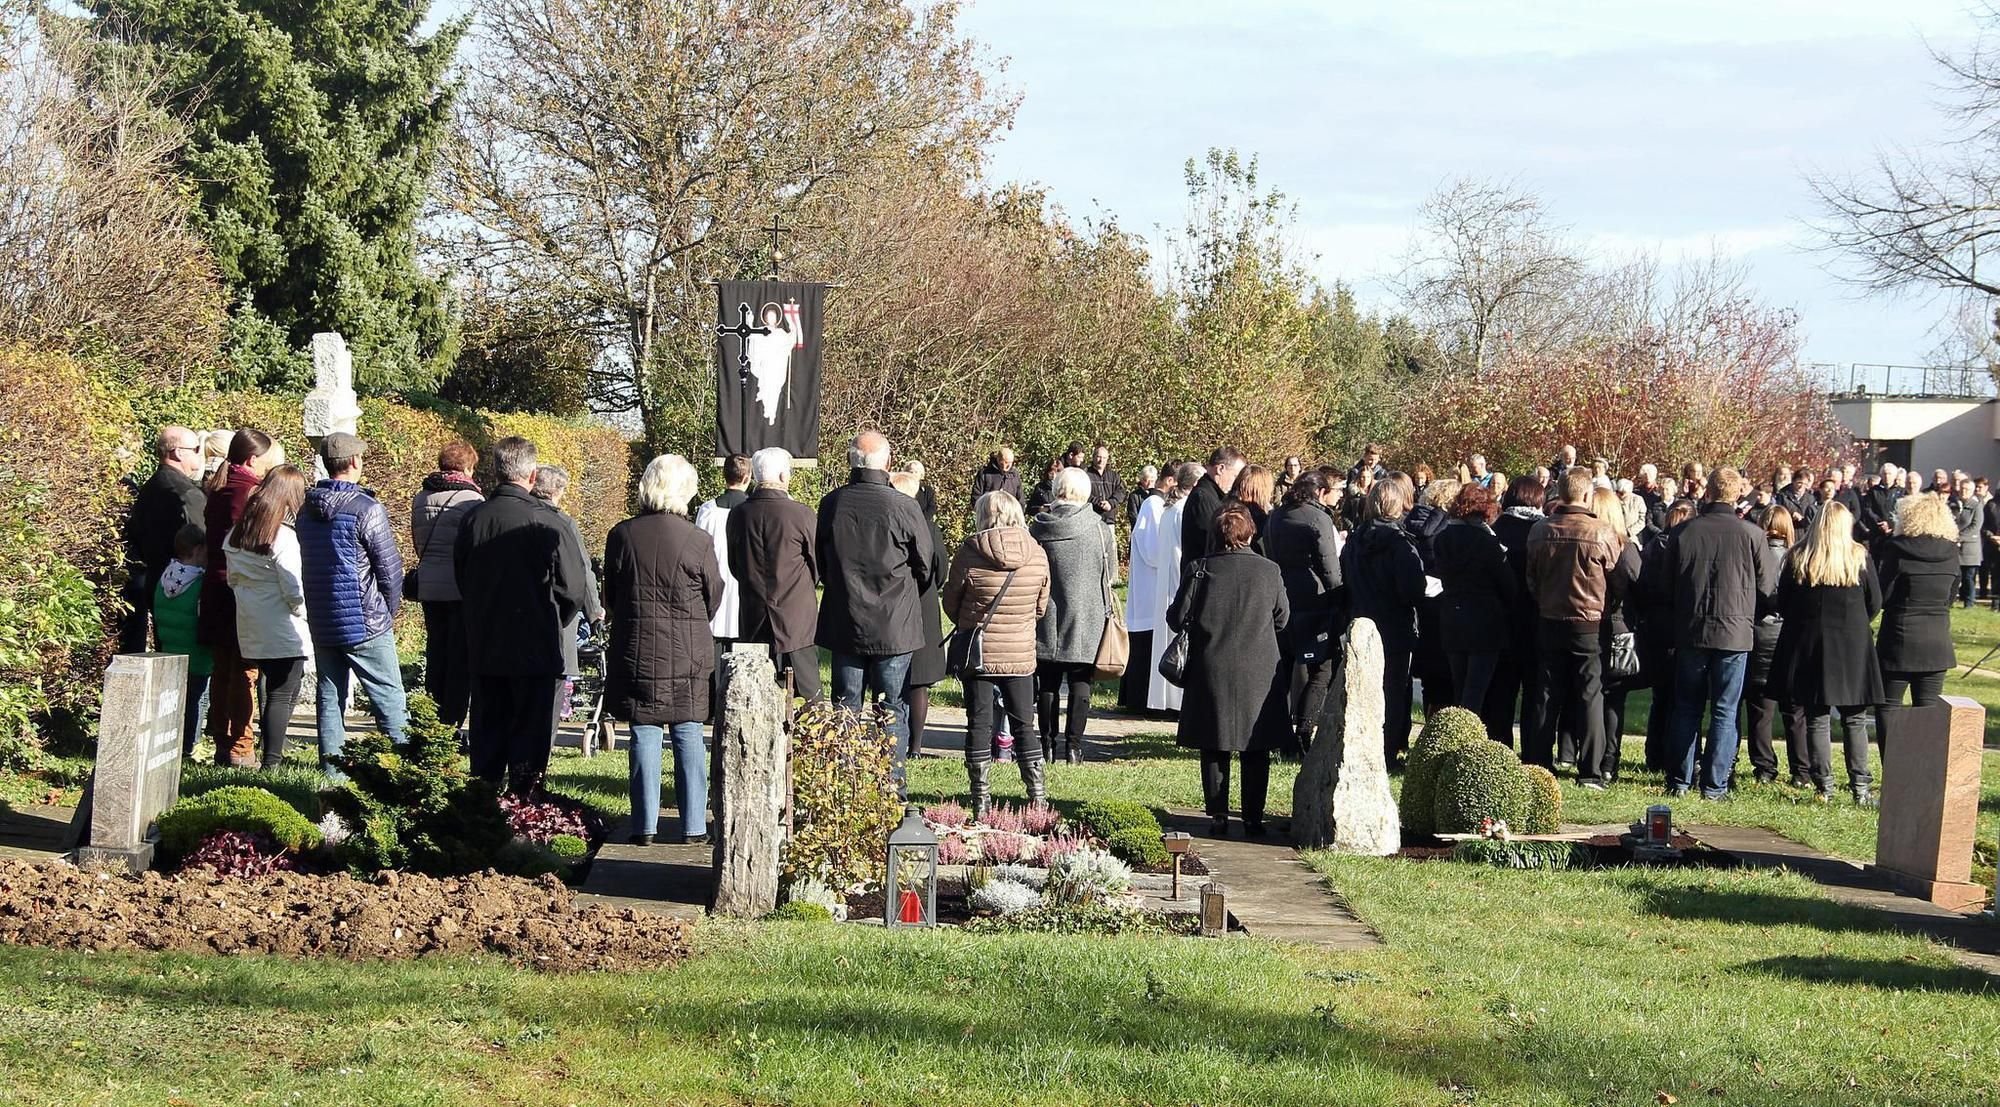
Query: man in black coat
[
  {"left": 970, "top": 447, "right": 1023, "bottom": 511},
  {"left": 1125, "top": 464, "right": 1160, "bottom": 525},
  {"left": 816, "top": 431, "right": 934, "bottom": 775},
  {"left": 1662, "top": 467, "right": 1769, "bottom": 799},
  {"left": 1182, "top": 446, "right": 1245, "bottom": 557},
  {"left": 120, "top": 426, "right": 207, "bottom": 651},
  {"left": 1085, "top": 443, "right": 1126, "bottom": 525},
  {"left": 728, "top": 448, "right": 821, "bottom": 699},
  {"left": 1345, "top": 443, "right": 1388, "bottom": 487},
  {"left": 454, "top": 436, "right": 593, "bottom": 795},
  {"left": 1546, "top": 444, "right": 1577, "bottom": 493},
  {"left": 1857, "top": 463, "right": 1901, "bottom": 546}
]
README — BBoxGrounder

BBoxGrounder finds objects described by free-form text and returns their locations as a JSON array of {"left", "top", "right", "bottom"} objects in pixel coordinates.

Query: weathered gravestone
[
  {"left": 1871, "top": 696, "right": 1986, "bottom": 911},
  {"left": 74, "top": 653, "right": 188, "bottom": 873},
  {"left": 1292, "top": 618, "right": 1398, "bottom": 855},
  {"left": 711, "top": 649, "right": 788, "bottom": 918}
]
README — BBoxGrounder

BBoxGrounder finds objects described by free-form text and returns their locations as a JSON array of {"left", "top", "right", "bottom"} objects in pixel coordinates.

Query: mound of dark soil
[{"left": 0, "top": 860, "right": 689, "bottom": 972}]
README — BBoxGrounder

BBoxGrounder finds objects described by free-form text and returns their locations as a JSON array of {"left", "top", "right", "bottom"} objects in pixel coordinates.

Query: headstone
[
  {"left": 711, "top": 650, "right": 788, "bottom": 918},
  {"left": 74, "top": 653, "right": 188, "bottom": 873},
  {"left": 1871, "top": 697, "right": 1986, "bottom": 911},
  {"left": 302, "top": 332, "right": 360, "bottom": 440},
  {"left": 1292, "top": 618, "right": 1398, "bottom": 855}
]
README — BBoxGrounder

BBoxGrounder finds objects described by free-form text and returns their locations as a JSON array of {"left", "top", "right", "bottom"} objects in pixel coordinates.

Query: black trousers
[
  {"left": 1882, "top": 669, "right": 1945, "bottom": 707},
  {"left": 1744, "top": 683, "right": 1808, "bottom": 782},
  {"left": 1643, "top": 646, "right": 1677, "bottom": 771},
  {"left": 470, "top": 675, "right": 562, "bottom": 795},
  {"left": 1448, "top": 650, "right": 1511, "bottom": 743},
  {"left": 254, "top": 656, "right": 306, "bottom": 768},
  {"left": 1602, "top": 687, "right": 1628, "bottom": 781},
  {"left": 964, "top": 674, "right": 1040, "bottom": 760},
  {"left": 1200, "top": 749, "right": 1270, "bottom": 823},
  {"left": 1532, "top": 621, "right": 1605, "bottom": 783},
  {"left": 1382, "top": 641, "right": 1414, "bottom": 760},
  {"left": 421, "top": 601, "right": 471, "bottom": 725},
  {"left": 1491, "top": 625, "right": 1540, "bottom": 750},
  {"left": 776, "top": 645, "right": 823, "bottom": 701},
  {"left": 1291, "top": 656, "right": 1337, "bottom": 735},
  {"left": 1036, "top": 660, "right": 1094, "bottom": 750},
  {"left": 1118, "top": 630, "right": 1153, "bottom": 710}
]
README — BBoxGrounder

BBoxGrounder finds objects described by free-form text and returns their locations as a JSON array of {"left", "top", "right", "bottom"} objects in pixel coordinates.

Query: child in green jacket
[{"left": 152, "top": 524, "right": 213, "bottom": 756}]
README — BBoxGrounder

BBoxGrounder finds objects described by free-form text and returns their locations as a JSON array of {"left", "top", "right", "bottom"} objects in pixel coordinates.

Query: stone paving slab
[
  {"left": 576, "top": 838, "right": 711, "bottom": 921},
  {"left": 0, "top": 803, "right": 76, "bottom": 861},
  {"left": 1159, "top": 808, "right": 1383, "bottom": 950}
]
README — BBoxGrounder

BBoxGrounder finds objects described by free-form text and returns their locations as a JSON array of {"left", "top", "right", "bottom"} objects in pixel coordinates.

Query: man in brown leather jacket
[{"left": 1525, "top": 471, "right": 1619, "bottom": 786}]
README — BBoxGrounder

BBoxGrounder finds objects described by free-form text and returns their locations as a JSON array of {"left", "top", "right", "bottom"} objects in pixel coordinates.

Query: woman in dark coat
[
  {"left": 1265, "top": 473, "right": 1343, "bottom": 748},
  {"left": 1341, "top": 481, "right": 1428, "bottom": 763},
  {"left": 1633, "top": 498, "right": 1696, "bottom": 770},
  {"left": 1434, "top": 482, "right": 1516, "bottom": 743},
  {"left": 1769, "top": 501, "right": 1884, "bottom": 803},
  {"left": 1167, "top": 504, "right": 1290, "bottom": 837},
  {"left": 604, "top": 455, "right": 722, "bottom": 845},
  {"left": 1875, "top": 492, "right": 1961, "bottom": 707},
  {"left": 197, "top": 429, "right": 273, "bottom": 768},
  {"left": 893, "top": 472, "right": 949, "bottom": 758},
  {"left": 1490, "top": 475, "right": 1547, "bottom": 751},
  {"left": 1743, "top": 508, "right": 1807, "bottom": 785},
  {"left": 1405, "top": 478, "right": 1456, "bottom": 717},
  {"left": 1591, "top": 487, "right": 1644, "bottom": 782}
]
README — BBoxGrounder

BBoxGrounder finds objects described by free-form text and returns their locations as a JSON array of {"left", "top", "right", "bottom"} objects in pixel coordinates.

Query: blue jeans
[
  {"left": 314, "top": 631, "right": 409, "bottom": 776},
  {"left": 629, "top": 721, "right": 707, "bottom": 838},
  {"left": 831, "top": 652, "right": 914, "bottom": 777},
  {"left": 1668, "top": 647, "right": 1748, "bottom": 797}
]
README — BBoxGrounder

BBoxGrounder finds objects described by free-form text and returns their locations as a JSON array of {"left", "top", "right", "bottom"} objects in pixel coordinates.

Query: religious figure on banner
[{"left": 744, "top": 300, "right": 804, "bottom": 423}]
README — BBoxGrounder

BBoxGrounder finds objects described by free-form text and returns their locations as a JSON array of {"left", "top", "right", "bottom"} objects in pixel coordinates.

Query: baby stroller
[{"left": 570, "top": 618, "right": 616, "bottom": 756}]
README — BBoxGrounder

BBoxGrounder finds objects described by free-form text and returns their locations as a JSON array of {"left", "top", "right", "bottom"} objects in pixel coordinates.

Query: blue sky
[{"left": 955, "top": 0, "right": 1986, "bottom": 368}]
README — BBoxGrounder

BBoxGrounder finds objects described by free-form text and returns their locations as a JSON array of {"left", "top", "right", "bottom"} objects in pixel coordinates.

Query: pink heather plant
[
  {"left": 1020, "top": 801, "right": 1061, "bottom": 836},
  {"left": 937, "top": 833, "right": 972, "bottom": 865},
  {"left": 980, "top": 804, "right": 1027, "bottom": 834},
  {"left": 1039, "top": 832, "right": 1084, "bottom": 864},
  {"left": 923, "top": 801, "right": 971, "bottom": 829},
  {"left": 979, "top": 832, "right": 1029, "bottom": 865}
]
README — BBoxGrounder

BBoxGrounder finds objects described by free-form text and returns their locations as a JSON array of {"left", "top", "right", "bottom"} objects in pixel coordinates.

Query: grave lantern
[
  {"left": 1199, "top": 882, "right": 1227, "bottom": 938},
  {"left": 1645, "top": 805, "right": 1672, "bottom": 847},
  {"left": 884, "top": 806, "right": 938, "bottom": 928},
  {"left": 1162, "top": 832, "right": 1193, "bottom": 900}
]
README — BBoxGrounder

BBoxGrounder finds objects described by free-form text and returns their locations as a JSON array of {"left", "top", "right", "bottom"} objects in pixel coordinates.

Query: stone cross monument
[{"left": 302, "top": 332, "right": 360, "bottom": 482}]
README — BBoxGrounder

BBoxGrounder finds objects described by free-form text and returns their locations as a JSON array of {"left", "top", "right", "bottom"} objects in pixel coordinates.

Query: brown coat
[
  {"left": 942, "top": 526, "right": 1051, "bottom": 677},
  {"left": 1525, "top": 504, "right": 1619, "bottom": 627},
  {"left": 726, "top": 487, "right": 819, "bottom": 653}
]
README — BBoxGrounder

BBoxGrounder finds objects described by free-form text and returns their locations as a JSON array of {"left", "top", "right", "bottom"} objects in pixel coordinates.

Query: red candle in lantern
[{"left": 898, "top": 889, "right": 924, "bottom": 924}]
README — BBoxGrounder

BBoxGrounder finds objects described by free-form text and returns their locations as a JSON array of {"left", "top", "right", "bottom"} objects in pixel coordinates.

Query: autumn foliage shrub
[{"left": 781, "top": 702, "right": 903, "bottom": 894}]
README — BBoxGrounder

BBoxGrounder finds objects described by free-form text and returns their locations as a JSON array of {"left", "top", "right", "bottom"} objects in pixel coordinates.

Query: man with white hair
[
  {"left": 817, "top": 432, "right": 934, "bottom": 776},
  {"left": 728, "top": 447, "right": 821, "bottom": 699},
  {"left": 1858, "top": 461, "right": 1902, "bottom": 547},
  {"left": 454, "top": 436, "right": 593, "bottom": 796},
  {"left": 120, "top": 425, "right": 208, "bottom": 651},
  {"left": 1125, "top": 464, "right": 1160, "bottom": 524}
]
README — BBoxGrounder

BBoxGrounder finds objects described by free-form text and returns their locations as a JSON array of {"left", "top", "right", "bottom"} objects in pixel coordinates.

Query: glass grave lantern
[
  {"left": 1199, "top": 882, "right": 1228, "bottom": 937},
  {"left": 884, "top": 806, "right": 939, "bottom": 928}
]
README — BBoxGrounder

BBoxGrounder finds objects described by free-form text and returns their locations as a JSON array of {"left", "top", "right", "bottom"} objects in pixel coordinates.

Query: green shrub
[
  {"left": 1103, "top": 826, "right": 1168, "bottom": 868},
  {"left": 781, "top": 702, "right": 903, "bottom": 894},
  {"left": 1450, "top": 838, "right": 1582, "bottom": 870},
  {"left": 1432, "top": 740, "right": 1531, "bottom": 835},
  {"left": 493, "top": 838, "right": 567, "bottom": 879},
  {"left": 1520, "top": 764, "right": 1563, "bottom": 834},
  {"left": 1400, "top": 707, "right": 1489, "bottom": 836},
  {"left": 1076, "top": 799, "right": 1162, "bottom": 842},
  {"left": 548, "top": 833, "right": 589, "bottom": 859},
  {"left": 156, "top": 786, "right": 321, "bottom": 862},
  {"left": 962, "top": 904, "right": 1197, "bottom": 936},
  {"left": 764, "top": 901, "right": 835, "bottom": 923},
  {"left": 324, "top": 693, "right": 512, "bottom": 875}
]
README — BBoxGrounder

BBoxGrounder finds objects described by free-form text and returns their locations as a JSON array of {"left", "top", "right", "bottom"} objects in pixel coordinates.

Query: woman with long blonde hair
[
  {"left": 1769, "top": 501, "right": 1884, "bottom": 802},
  {"left": 1876, "top": 492, "right": 1961, "bottom": 711}
]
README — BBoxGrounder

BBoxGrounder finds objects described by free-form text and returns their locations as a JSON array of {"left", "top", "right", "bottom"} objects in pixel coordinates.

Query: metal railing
[{"left": 1812, "top": 362, "right": 1995, "bottom": 399}]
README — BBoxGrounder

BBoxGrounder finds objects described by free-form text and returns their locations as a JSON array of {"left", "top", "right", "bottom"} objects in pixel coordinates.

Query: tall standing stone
[
  {"left": 711, "top": 650, "right": 788, "bottom": 918},
  {"left": 1292, "top": 618, "right": 1398, "bottom": 855},
  {"left": 74, "top": 653, "right": 189, "bottom": 873},
  {"left": 1871, "top": 697, "right": 1986, "bottom": 910}
]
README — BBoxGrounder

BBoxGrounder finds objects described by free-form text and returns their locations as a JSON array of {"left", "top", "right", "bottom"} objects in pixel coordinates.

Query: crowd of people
[{"left": 120, "top": 423, "right": 1989, "bottom": 847}]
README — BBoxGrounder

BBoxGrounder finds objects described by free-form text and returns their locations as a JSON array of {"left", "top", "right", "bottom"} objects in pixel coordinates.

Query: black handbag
[
  {"left": 947, "top": 570, "right": 1016, "bottom": 678},
  {"left": 1156, "top": 559, "right": 1209, "bottom": 687}
]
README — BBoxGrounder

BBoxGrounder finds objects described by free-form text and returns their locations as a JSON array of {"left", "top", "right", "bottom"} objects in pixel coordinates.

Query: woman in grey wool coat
[{"left": 1031, "top": 467, "right": 1116, "bottom": 763}]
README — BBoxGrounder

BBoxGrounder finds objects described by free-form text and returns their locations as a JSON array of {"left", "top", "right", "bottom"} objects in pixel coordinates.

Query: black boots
[
  {"left": 1018, "top": 748, "right": 1047, "bottom": 806},
  {"left": 967, "top": 752, "right": 992, "bottom": 822}
]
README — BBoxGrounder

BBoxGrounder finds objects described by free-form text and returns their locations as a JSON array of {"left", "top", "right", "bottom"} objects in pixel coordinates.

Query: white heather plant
[
  {"left": 969, "top": 880, "right": 1043, "bottom": 916},
  {"left": 316, "top": 813, "right": 352, "bottom": 847},
  {"left": 991, "top": 864, "right": 1047, "bottom": 889},
  {"left": 1046, "top": 846, "right": 1133, "bottom": 906}
]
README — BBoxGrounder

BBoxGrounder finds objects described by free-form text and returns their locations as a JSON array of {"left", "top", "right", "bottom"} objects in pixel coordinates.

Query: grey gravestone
[
  {"left": 711, "top": 650, "right": 788, "bottom": 918},
  {"left": 1292, "top": 618, "right": 1398, "bottom": 855},
  {"left": 75, "top": 653, "right": 188, "bottom": 873}
]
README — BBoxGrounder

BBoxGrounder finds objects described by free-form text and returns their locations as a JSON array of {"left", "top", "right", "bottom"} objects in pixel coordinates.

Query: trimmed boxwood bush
[
  {"left": 1103, "top": 826, "right": 1169, "bottom": 868},
  {"left": 1432, "top": 740, "right": 1532, "bottom": 834},
  {"left": 764, "top": 901, "right": 835, "bottom": 923},
  {"left": 1400, "top": 707, "right": 1489, "bottom": 835},
  {"left": 1520, "top": 764, "right": 1563, "bottom": 834},
  {"left": 157, "top": 785, "right": 321, "bottom": 863},
  {"left": 1076, "top": 799, "right": 1162, "bottom": 842},
  {"left": 548, "top": 833, "right": 589, "bottom": 860}
]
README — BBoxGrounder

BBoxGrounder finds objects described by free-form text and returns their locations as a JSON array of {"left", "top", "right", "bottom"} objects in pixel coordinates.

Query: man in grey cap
[{"left": 296, "top": 431, "right": 408, "bottom": 771}]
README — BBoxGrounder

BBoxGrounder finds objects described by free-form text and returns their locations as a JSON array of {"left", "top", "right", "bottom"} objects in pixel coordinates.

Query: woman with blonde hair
[
  {"left": 943, "top": 490, "right": 1052, "bottom": 814},
  {"left": 1875, "top": 492, "right": 1961, "bottom": 709},
  {"left": 1744, "top": 508, "right": 1805, "bottom": 785},
  {"left": 1590, "top": 486, "right": 1643, "bottom": 780},
  {"left": 1341, "top": 478, "right": 1427, "bottom": 761},
  {"left": 1769, "top": 501, "right": 1884, "bottom": 802},
  {"left": 1235, "top": 464, "right": 1276, "bottom": 552}
]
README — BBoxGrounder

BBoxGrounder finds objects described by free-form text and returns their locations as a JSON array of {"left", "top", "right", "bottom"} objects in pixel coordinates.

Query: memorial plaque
[
  {"left": 75, "top": 653, "right": 188, "bottom": 873},
  {"left": 1872, "top": 697, "right": 1986, "bottom": 911}
]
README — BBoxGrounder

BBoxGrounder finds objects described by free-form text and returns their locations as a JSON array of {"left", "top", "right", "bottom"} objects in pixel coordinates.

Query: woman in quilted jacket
[{"left": 942, "top": 490, "right": 1051, "bottom": 816}]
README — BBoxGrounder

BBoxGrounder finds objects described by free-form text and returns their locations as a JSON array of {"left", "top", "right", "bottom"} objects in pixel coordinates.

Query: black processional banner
[{"left": 714, "top": 280, "right": 825, "bottom": 459}]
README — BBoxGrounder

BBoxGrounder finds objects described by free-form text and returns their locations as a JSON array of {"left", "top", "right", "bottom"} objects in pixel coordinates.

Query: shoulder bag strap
[{"left": 974, "top": 569, "right": 1018, "bottom": 630}]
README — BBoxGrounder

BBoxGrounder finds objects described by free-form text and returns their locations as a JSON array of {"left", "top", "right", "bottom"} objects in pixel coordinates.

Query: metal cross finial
[
  {"left": 716, "top": 301, "right": 771, "bottom": 385},
  {"left": 766, "top": 214, "right": 785, "bottom": 279}
]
